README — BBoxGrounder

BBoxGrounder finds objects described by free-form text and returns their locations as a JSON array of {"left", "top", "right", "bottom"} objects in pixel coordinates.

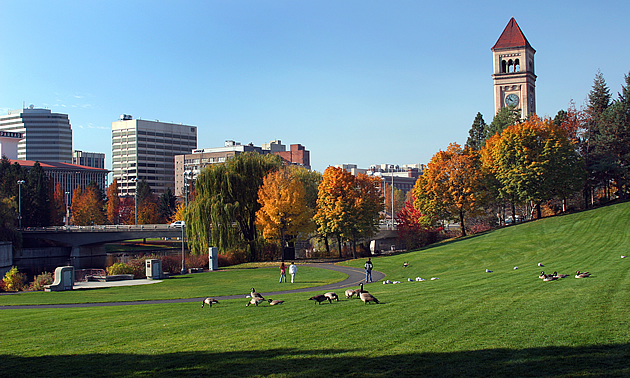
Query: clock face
[{"left": 506, "top": 94, "right": 519, "bottom": 107}]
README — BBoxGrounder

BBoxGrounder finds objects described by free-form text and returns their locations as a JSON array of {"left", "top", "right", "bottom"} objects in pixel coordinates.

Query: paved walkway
[{"left": 0, "top": 263, "right": 385, "bottom": 309}]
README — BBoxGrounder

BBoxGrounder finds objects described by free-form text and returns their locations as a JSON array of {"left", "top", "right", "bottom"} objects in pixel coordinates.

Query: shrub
[
  {"left": 2, "top": 266, "right": 26, "bottom": 292},
  {"left": 159, "top": 254, "right": 181, "bottom": 273},
  {"left": 29, "top": 271, "right": 54, "bottom": 291},
  {"left": 126, "top": 259, "right": 146, "bottom": 278},
  {"left": 0, "top": 278, "right": 6, "bottom": 292},
  {"left": 106, "top": 262, "right": 135, "bottom": 276},
  {"left": 186, "top": 254, "right": 209, "bottom": 269}
]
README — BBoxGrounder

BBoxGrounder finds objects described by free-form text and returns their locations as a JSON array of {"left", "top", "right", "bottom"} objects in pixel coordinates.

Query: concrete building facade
[
  {"left": 174, "top": 140, "right": 310, "bottom": 197},
  {"left": 0, "top": 107, "right": 72, "bottom": 163},
  {"left": 112, "top": 116, "right": 197, "bottom": 196},
  {"left": 10, "top": 160, "right": 109, "bottom": 204},
  {"left": 73, "top": 150, "right": 105, "bottom": 169}
]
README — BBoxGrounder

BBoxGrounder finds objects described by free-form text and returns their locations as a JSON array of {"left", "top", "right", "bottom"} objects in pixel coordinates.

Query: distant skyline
[{"left": 1, "top": 1, "right": 628, "bottom": 174}]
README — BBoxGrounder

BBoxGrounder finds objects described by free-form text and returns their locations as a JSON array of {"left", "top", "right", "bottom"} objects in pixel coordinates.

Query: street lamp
[
  {"left": 17, "top": 180, "right": 25, "bottom": 228},
  {"left": 130, "top": 177, "right": 138, "bottom": 225},
  {"left": 181, "top": 171, "right": 193, "bottom": 275},
  {"left": 65, "top": 191, "right": 70, "bottom": 226}
]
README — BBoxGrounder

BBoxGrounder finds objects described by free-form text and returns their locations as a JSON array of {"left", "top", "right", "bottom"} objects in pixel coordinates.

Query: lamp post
[
  {"left": 17, "top": 180, "right": 25, "bottom": 228},
  {"left": 65, "top": 191, "right": 70, "bottom": 226},
  {"left": 181, "top": 171, "right": 193, "bottom": 275},
  {"left": 130, "top": 177, "right": 138, "bottom": 225}
]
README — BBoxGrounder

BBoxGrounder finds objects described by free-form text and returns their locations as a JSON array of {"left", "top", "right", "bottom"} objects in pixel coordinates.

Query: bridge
[{"left": 20, "top": 225, "right": 184, "bottom": 270}]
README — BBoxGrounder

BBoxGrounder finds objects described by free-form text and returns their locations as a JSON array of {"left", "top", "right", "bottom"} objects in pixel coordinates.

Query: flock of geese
[
  {"left": 201, "top": 283, "right": 380, "bottom": 309},
  {"left": 484, "top": 262, "right": 593, "bottom": 281}
]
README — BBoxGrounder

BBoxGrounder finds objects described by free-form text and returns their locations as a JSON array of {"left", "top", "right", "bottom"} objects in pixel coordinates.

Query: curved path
[{"left": 0, "top": 263, "right": 385, "bottom": 309}]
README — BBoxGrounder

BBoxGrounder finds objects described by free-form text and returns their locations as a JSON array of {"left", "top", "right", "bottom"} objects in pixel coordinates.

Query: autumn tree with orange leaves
[
  {"left": 314, "top": 167, "right": 383, "bottom": 258},
  {"left": 413, "top": 143, "right": 483, "bottom": 236},
  {"left": 107, "top": 179, "right": 121, "bottom": 224},
  {"left": 256, "top": 168, "right": 313, "bottom": 259},
  {"left": 71, "top": 184, "right": 106, "bottom": 226}
]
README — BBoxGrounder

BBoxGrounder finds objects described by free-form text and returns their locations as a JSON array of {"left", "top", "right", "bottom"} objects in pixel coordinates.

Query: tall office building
[
  {"left": 112, "top": 115, "right": 197, "bottom": 196},
  {"left": 0, "top": 106, "right": 72, "bottom": 163},
  {"left": 73, "top": 150, "right": 105, "bottom": 169}
]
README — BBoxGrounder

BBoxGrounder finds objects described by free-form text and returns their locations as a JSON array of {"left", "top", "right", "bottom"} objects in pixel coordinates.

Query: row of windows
[{"left": 500, "top": 58, "right": 534, "bottom": 74}]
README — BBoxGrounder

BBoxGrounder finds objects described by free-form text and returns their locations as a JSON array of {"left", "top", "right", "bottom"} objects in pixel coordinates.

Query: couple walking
[{"left": 279, "top": 262, "right": 297, "bottom": 283}]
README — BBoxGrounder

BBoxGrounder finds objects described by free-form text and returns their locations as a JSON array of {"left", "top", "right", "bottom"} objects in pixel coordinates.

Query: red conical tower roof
[{"left": 492, "top": 18, "right": 534, "bottom": 51}]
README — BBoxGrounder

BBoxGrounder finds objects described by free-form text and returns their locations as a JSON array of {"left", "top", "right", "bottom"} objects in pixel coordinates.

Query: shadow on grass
[{"left": 2, "top": 344, "right": 629, "bottom": 377}]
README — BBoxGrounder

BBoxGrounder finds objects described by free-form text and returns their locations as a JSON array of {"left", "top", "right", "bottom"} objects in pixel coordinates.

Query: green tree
[
  {"left": 24, "top": 162, "right": 50, "bottom": 227},
  {"left": 158, "top": 188, "right": 177, "bottom": 223},
  {"left": 481, "top": 116, "right": 584, "bottom": 219},
  {"left": 487, "top": 106, "right": 521, "bottom": 139},
  {"left": 185, "top": 152, "right": 282, "bottom": 260},
  {"left": 465, "top": 112, "right": 488, "bottom": 151}
]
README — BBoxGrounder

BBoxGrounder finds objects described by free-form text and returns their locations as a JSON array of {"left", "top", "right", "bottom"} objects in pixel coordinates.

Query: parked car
[{"left": 170, "top": 220, "right": 185, "bottom": 228}]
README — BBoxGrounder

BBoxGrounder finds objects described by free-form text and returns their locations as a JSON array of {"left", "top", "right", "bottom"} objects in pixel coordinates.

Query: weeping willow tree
[{"left": 185, "top": 152, "right": 282, "bottom": 261}]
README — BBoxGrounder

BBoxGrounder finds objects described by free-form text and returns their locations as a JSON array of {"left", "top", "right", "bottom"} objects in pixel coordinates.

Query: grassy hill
[{"left": 1, "top": 202, "right": 629, "bottom": 377}]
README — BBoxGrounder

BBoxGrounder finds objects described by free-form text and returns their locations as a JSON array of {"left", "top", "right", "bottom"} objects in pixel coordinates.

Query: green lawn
[
  {"left": 1, "top": 202, "right": 629, "bottom": 377},
  {"left": 0, "top": 266, "right": 345, "bottom": 305}
]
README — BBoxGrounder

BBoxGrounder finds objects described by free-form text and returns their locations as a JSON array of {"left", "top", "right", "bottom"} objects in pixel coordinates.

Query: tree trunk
[
  {"left": 459, "top": 209, "right": 466, "bottom": 237},
  {"left": 324, "top": 235, "right": 330, "bottom": 255}
]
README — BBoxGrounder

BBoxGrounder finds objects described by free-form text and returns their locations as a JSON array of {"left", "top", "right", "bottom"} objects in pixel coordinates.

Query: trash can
[
  {"left": 146, "top": 259, "right": 162, "bottom": 279},
  {"left": 208, "top": 247, "right": 219, "bottom": 271}
]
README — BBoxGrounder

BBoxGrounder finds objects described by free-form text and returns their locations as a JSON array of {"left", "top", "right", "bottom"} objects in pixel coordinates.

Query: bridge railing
[{"left": 19, "top": 224, "right": 178, "bottom": 232}]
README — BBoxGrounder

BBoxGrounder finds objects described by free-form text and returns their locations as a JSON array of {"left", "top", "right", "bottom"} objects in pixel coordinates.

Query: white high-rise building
[
  {"left": 0, "top": 106, "right": 72, "bottom": 163},
  {"left": 112, "top": 115, "right": 197, "bottom": 196}
]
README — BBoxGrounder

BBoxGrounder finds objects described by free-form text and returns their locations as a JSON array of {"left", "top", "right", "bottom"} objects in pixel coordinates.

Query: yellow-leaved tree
[{"left": 255, "top": 168, "right": 313, "bottom": 259}]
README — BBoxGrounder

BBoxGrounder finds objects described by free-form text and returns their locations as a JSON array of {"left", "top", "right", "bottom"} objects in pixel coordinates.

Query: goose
[
  {"left": 324, "top": 292, "right": 339, "bottom": 302},
  {"left": 408, "top": 278, "right": 413, "bottom": 282},
  {"left": 543, "top": 275, "right": 557, "bottom": 281},
  {"left": 359, "top": 292, "right": 379, "bottom": 304},
  {"left": 485, "top": 269, "right": 493, "bottom": 273},
  {"left": 201, "top": 297, "right": 219, "bottom": 308},
  {"left": 430, "top": 277, "right": 439, "bottom": 280},
  {"left": 345, "top": 289, "right": 358, "bottom": 299},
  {"left": 538, "top": 263, "right": 544, "bottom": 267},
  {"left": 575, "top": 270, "right": 591, "bottom": 278},
  {"left": 250, "top": 288, "right": 264, "bottom": 300},
  {"left": 267, "top": 299, "right": 284, "bottom": 305},
  {"left": 403, "top": 262, "right": 409, "bottom": 268},
  {"left": 415, "top": 277, "right": 425, "bottom": 281},
  {"left": 246, "top": 297, "right": 265, "bottom": 307},
  {"left": 513, "top": 266, "right": 518, "bottom": 270},
  {"left": 538, "top": 271, "right": 548, "bottom": 279},
  {"left": 552, "top": 271, "right": 568, "bottom": 278},
  {"left": 622, "top": 256, "right": 627, "bottom": 259},
  {"left": 358, "top": 283, "right": 368, "bottom": 294},
  {"left": 309, "top": 294, "right": 330, "bottom": 304}
]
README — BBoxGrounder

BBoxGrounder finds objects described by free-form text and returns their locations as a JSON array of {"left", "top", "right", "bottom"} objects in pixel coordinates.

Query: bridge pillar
[{"left": 70, "top": 244, "right": 108, "bottom": 269}]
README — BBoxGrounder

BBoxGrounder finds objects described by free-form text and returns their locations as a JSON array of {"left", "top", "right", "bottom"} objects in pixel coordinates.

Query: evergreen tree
[
  {"left": 583, "top": 70, "right": 614, "bottom": 204},
  {"left": 487, "top": 106, "right": 521, "bottom": 138},
  {"left": 158, "top": 188, "right": 177, "bottom": 222},
  {"left": 465, "top": 112, "right": 488, "bottom": 151},
  {"left": 24, "top": 162, "right": 50, "bottom": 227}
]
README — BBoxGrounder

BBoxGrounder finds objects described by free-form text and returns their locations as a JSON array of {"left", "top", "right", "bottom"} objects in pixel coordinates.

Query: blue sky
[{"left": 1, "top": 1, "right": 628, "bottom": 173}]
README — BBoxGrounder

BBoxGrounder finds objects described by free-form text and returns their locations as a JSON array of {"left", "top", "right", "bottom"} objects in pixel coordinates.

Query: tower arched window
[
  {"left": 508, "top": 59, "right": 514, "bottom": 73},
  {"left": 501, "top": 60, "right": 507, "bottom": 73},
  {"left": 514, "top": 59, "right": 520, "bottom": 72}
]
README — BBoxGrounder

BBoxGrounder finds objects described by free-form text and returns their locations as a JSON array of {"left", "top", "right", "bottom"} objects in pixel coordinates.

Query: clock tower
[{"left": 492, "top": 18, "right": 536, "bottom": 118}]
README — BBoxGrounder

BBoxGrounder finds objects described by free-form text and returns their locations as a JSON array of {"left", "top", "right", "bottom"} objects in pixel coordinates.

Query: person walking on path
[
  {"left": 365, "top": 258, "right": 373, "bottom": 283},
  {"left": 289, "top": 262, "right": 298, "bottom": 283},
  {"left": 279, "top": 262, "right": 287, "bottom": 283}
]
